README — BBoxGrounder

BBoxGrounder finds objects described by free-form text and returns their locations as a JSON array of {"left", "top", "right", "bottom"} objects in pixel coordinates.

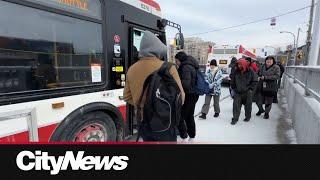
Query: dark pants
[
  {"left": 278, "top": 76, "right": 283, "bottom": 89},
  {"left": 181, "top": 94, "right": 199, "bottom": 138},
  {"left": 256, "top": 93, "right": 274, "bottom": 114},
  {"left": 233, "top": 91, "right": 253, "bottom": 121},
  {"left": 140, "top": 122, "right": 177, "bottom": 142},
  {"left": 277, "top": 79, "right": 282, "bottom": 89},
  {"left": 201, "top": 94, "right": 220, "bottom": 115}
]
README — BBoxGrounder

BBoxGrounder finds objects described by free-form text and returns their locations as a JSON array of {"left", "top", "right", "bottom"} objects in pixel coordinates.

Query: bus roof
[
  {"left": 120, "top": 0, "right": 162, "bottom": 17},
  {"left": 239, "top": 45, "right": 257, "bottom": 60}
]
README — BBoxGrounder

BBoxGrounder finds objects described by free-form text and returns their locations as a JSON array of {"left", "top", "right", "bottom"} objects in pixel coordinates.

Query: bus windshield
[{"left": 214, "top": 49, "right": 238, "bottom": 55}]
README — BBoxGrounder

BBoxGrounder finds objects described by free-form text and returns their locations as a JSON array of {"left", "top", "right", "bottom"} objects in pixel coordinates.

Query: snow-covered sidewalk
[
  {"left": 188, "top": 88, "right": 297, "bottom": 144},
  {"left": 129, "top": 87, "right": 297, "bottom": 144}
]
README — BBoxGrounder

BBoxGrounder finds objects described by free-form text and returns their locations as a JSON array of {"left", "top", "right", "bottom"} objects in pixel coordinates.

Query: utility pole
[
  {"left": 295, "top": 28, "right": 302, "bottom": 65},
  {"left": 305, "top": 0, "right": 315, "bottom": 65},
  {"left": 280, "top": 31, "right": 296, "bottom": 66},
  {"left": 309, "top": 0, "right": 320, "bottom": 65}
]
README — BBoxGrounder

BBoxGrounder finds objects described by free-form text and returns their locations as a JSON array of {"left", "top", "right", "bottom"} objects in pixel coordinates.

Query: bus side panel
[
  {"left": 0, "top": 132, "right": 29, "bottom": 143},
  {"left": 38, "top": 124, "right": 58, "bottom": 142},
  {"left": 105, "top": 0, "right": 163, "bottom": 136},
  {"left": 0, "top": 104, "right": 126, "bottom": 143}
]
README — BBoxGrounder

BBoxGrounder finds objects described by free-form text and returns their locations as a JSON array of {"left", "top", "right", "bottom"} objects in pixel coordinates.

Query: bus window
[
  {"left": 0, "top": 1, "right": 103, "bottom": 94},
  {"left": 130, "top": 29, "right": 144, "bottom": 65},
  {"left": 133, "top": 29, "right": 145, "bottom": 53},
  {"left": 25, "top": 0, "right": 102, "bottom": 20},
  {"left": 129, "top": 29, "right": 165, "bottom": 67},
  {"left": 219, "top": 60, "right": 228, "bottom": 65}
]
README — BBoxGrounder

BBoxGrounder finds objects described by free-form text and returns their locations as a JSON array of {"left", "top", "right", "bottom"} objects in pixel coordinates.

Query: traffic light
[
  {"left": 265, "top": 52, "right": 268, "bottom": 56},
  {"left": 297, "top": 51, "right": 303, "bottom": 60}
]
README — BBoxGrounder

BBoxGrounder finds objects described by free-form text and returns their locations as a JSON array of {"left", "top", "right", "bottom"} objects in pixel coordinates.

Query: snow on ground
[
  {"left": 194, "top": 86, "right": 230, "bottom": 116},
  {"left": 278, "top": 89, "right": 298, "bottom": 144},
  {"left": 131, "top": 86, "right": 297, "bottom": 144},
  {"left": 182, "top": 87, "right": 293, "bottom": 144},
  {"left": 190, "top": 96, "right": 279, "bottom": 144}
]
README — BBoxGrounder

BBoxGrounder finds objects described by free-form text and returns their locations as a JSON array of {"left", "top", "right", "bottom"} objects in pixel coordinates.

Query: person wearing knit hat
[
  {"left": 230, "top": 58, "right": 258, "bottom": 125},
  {"left": 199, "top": 59, "right": 223, "bottom": 119},
  {"left": 210, "top": 59, "right": 218, "bottom": 66}
]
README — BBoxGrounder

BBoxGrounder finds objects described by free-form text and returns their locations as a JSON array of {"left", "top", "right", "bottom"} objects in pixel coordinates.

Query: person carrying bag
[
  {"left": 199, "top": 59, "right": 223, "bottom": 119},
  {"left": 255, "top": 56, "right": 280, "bottom": 119}
]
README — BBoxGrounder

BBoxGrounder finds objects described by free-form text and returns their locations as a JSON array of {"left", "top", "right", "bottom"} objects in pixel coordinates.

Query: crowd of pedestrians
[{"left": 123, "top": 31, "right": 284, "bottom": 142}]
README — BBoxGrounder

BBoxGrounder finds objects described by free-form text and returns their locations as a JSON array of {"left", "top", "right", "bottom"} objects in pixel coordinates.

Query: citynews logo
[{"left": 16, "top": 151, "right": 129, "bottom": 175}]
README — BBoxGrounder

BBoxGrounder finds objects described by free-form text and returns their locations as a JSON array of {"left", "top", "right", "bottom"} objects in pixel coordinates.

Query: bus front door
[{"left": 126, "top": 28, "right": 145, "bottom": 137}]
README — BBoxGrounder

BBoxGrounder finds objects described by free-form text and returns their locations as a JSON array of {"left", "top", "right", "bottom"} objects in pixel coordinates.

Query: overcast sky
[{"left": 157, "top": 0, "right": 311, "bottom": 50}]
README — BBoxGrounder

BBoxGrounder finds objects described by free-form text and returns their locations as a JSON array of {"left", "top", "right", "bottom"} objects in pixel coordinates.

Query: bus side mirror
[{"left": 175, "top": 33, "right": 184, "bottom": 50}]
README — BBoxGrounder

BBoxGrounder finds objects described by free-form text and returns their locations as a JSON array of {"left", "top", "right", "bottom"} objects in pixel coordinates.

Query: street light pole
[
  {"left": 280, "top": 31, "right": 296, "bottom": 66},
  {"left": 296, "top": 28, "right": 302, "bottom": 65}
]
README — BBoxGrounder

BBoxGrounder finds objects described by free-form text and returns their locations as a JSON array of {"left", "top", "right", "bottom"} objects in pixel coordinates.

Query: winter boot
[
  {"left": 199, "top": 113, "right": 207, "bottom": 119},
  {"left": 263, "top": 113, "right": 269, "bottom": 119},
  {"left": 244, "top": 117, "right": 251, "bottom": 122},
  {"left": 214, "top": 113, "right": 219, "bottom": 118},
  {"left": 231, "top": 118, "right": 238, "bottom": 125},
  {"left": 256, "top": 110, "right": 265, "bottom": 116}
]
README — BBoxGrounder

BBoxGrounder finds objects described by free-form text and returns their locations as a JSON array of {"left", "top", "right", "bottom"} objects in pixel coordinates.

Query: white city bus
[
  {"left": 207, "top": 45, "right": 257, "bottom": 83},
  {"left": 0, "top": 0, "right": 183, "bottom": 143}
]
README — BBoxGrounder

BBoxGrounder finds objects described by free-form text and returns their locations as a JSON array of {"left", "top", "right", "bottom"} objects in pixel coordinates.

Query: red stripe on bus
[
  {"left": 0, "top": 131, "right": 29, "bottom": 143},
  {"left": 140, "top": 0, "right": 161, "bottom": 11},
  {"left": 0, "top": 106, "right": 127, "bottom": 143},
  {"left": 119, "top": 105, "right": 127, "bottom": 123},
  {"left": 0, "top": 124, "right": 57, "bottom": 143},
  {"left": 38, "top": 124, "right": 58, "bottom": 142}
]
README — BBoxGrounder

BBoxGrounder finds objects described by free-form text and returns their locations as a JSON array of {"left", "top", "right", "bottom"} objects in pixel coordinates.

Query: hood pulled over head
[
  {"left": 139, "top": 31, "right": 167, "bottom": 60},
  {"left": 237, "top": 58, "right": 249, "bottom": 73}
]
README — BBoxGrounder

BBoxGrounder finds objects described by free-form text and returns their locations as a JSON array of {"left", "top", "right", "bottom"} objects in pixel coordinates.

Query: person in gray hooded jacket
[{"left": 123, "top": 31, "right": 185, "bottom": 141}]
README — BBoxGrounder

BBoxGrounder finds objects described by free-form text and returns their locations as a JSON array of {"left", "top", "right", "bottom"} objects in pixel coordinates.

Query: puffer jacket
[
  {"left": 205, "top": 68, "right": 223, "bottom": 96},
  {"left": 230, "top": 59, "right": 258, "bottom": 94},
  {"left": 257, "top": 64, "right": 280, "bottom": 93},
  {"left": 178, "top": 56, "right": 199, "bottom": 94}
]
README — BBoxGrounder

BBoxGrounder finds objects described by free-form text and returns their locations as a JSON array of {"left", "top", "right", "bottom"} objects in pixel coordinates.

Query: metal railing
[{"left": 285, "top": 66, "right": 320, "bottom": 102}]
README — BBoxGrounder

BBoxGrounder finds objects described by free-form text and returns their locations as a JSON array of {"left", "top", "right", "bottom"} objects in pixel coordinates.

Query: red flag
[{"left": 208, "top": 45, "right": 213, "bottom": 53}]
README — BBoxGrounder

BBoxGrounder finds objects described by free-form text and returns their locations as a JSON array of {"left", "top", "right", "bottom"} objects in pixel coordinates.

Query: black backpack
[{"left": 136, "top": 62, "right": 182, "bottom": 141}]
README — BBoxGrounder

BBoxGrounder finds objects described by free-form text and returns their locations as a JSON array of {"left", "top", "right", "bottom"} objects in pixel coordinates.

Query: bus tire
[{"left": 55, "top": 111, "right": 117, "bottom": 142}]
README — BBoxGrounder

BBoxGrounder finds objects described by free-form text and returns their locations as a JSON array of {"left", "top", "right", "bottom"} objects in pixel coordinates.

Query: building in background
[{"left": 168, "top": 37, "right": 215, "bottom": 65}]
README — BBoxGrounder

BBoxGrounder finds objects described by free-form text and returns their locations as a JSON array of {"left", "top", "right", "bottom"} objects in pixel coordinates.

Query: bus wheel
[{"left": 60, "top": 112, "right": 117, "bottom": 142}]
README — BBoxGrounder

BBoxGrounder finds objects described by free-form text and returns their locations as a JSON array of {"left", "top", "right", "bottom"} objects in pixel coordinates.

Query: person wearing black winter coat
[
  {"left": 175, "top": 51, "right": 200, "bottom": 141},
  {"left": 230, "top": 59, "right": 258, "bottom": 125},
  {"left": 229, "top": 57, "right": 238, "bottom": 99}
]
